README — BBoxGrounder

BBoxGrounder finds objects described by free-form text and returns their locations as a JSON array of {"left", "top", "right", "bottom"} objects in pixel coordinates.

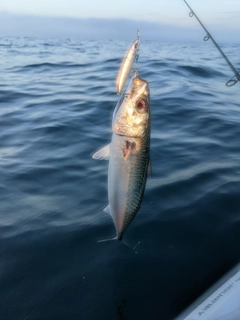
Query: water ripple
[{"left": 0, "top": 38, "right": 240, "bottom": 320}]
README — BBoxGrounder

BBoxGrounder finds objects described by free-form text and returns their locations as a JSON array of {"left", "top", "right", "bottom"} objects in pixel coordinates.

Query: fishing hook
[{"left": 183, "top": 0, "right": 240, "bottom": 87}]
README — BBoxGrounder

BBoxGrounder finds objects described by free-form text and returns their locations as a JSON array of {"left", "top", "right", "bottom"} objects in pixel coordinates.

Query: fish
[
  {"left": 93, "top": 76, "right": 150, "bottom": 241},
  {"left": 115, "top": 39, "right": 140, "bottom": 95}
]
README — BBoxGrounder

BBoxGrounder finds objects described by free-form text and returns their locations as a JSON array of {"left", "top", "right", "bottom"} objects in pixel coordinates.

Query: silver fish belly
[
  {"left": 108, "top": 132, "right": 150, "bottom": 240},
  {"left": 93, "top": 77, "right": 150, "bottom": 240}
]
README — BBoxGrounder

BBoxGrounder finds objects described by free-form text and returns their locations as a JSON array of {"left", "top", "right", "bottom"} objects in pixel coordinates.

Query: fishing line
[
  {"left": 183, "top": 0, "right": 240, "bottom": 87},
  {"left": 133, "top": 27, "right": 140, "bottom": 76}
]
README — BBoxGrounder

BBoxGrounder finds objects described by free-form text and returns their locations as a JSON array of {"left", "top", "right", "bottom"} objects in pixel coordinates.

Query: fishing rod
[{"left": 183, "top": 0, "right": 240, "bottom": 87}]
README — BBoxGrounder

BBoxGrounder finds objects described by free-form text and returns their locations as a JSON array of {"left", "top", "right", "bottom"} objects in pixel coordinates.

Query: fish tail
[
  {"left": 120, "top": 239, "right": 132, "bottom": 248},
  {"left": 121, "top": 239, "right": 140, "bottom": 251},
  {"left": 118, "top": 233, "right": 140, "bottom": 250},
  {"left": 98, "top": 231, "right": 123, "bottom": 243},
  {"left": 98, "top": 235, "right": 140, "bottom": 252},
  {"left": 97, "top": 236, "right": 118, "bottom": 243}
]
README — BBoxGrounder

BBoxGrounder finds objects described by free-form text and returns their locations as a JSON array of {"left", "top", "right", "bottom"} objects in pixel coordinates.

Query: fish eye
[{"left": 136, "top": 99, "right": 148, "bottom": 114}]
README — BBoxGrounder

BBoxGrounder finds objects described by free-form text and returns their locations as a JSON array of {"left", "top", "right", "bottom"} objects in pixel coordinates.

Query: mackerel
[{"left": 93, "top": 76, "right": 150, "bottom": 240}]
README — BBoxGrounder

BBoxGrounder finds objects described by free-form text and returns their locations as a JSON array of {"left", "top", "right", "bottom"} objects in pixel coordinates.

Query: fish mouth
[{"left": 113, "top": 125, "right": 147, "bottom": 139}]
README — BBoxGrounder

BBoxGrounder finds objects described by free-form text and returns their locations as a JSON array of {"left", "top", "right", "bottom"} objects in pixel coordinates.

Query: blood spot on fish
[{"left": 123, "top": 141, "right": 136, "bottom": 159}]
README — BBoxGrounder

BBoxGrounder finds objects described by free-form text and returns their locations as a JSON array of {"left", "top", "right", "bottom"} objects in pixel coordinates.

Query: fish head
[{"left": 112, "top": 77, "right": 150, "bottom": 138}]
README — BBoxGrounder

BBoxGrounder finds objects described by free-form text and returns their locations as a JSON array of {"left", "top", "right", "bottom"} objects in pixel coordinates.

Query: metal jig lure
[{"left": 115, "top": 28, "right": 140, "bottom": 94}]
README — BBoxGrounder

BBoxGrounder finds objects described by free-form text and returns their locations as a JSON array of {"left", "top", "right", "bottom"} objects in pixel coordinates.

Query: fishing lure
[
  {"left": 183, "top": 0, "right": 240, "bottom": 87},
  {"left": 115, "top": 28, "right": 140, "bottom": 94}
]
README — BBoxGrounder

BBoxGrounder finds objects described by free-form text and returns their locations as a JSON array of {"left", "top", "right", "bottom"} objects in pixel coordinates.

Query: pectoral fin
[{"left": 92, "top": 144, "right": 110, "bottom": 160}]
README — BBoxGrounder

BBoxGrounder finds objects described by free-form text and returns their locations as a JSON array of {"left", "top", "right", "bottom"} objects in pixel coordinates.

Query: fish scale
[{"left": 120, "top": 138, "right": 150, "bottom": 235}]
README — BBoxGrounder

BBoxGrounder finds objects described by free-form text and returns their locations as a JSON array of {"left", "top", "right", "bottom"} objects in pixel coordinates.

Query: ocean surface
[{"left": 0, "top": 37, "right": 240, "bottom": 320}]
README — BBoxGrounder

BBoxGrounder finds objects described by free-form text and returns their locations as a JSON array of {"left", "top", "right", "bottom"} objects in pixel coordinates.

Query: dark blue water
[{"left": 1, "top": 37, "right": 240, "bottom": 320}]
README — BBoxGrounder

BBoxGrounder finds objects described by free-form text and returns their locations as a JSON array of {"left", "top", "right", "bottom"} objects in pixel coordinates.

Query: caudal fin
[
  {"left": 97, "top": 236, "right": 119, "bottom": 243},
  {"left": 97, "top": 235, "right": 140, "bottom": 252}
]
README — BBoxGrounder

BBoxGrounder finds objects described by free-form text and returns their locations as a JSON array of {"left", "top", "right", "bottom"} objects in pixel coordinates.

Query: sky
[{"left": 0, "top": 0, "right": 240, "bottom": 42}]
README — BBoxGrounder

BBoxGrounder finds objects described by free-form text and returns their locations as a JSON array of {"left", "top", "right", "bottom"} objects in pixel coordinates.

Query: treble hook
[{"left": 184, "top": 0, "right": 240, "bottom": 86}]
